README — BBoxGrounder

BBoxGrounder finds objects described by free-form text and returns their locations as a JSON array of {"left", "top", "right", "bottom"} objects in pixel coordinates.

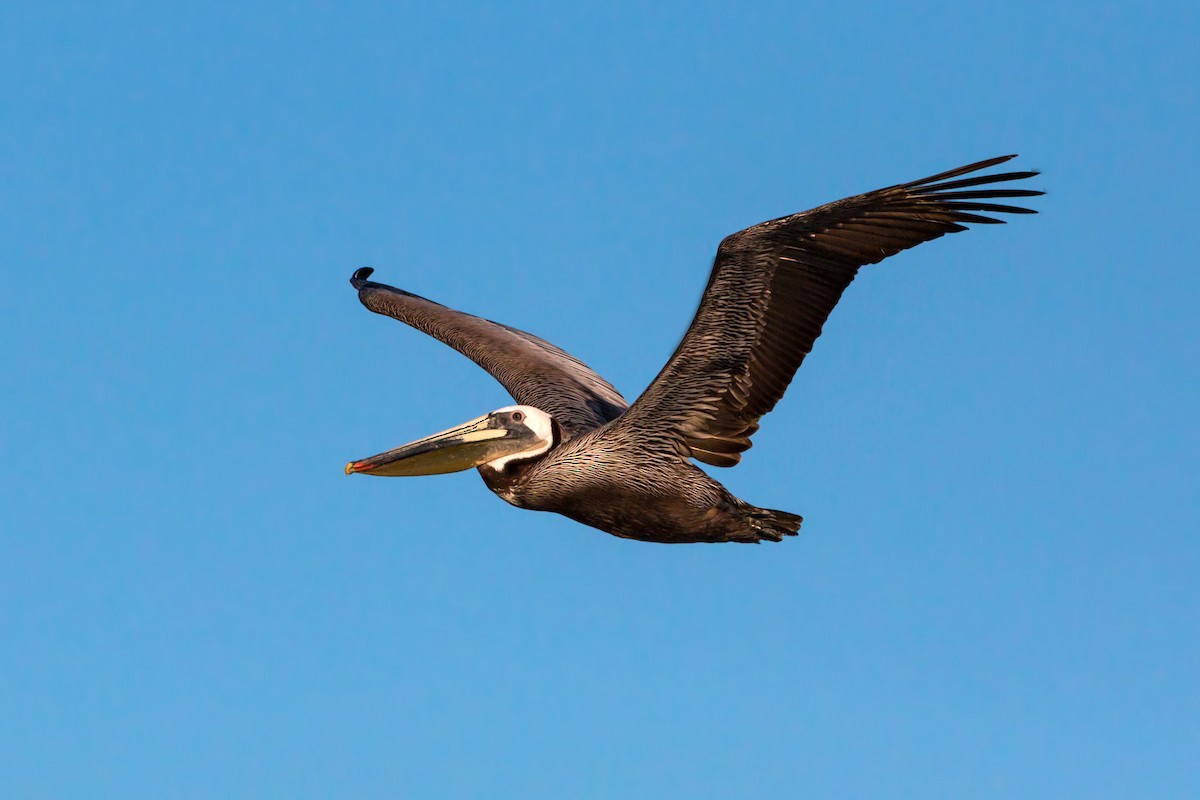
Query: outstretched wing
[
  {"left": 616, "top": 154, "right": 1043, "bottom": 466},
  {"left": 350, "top": 269, "right": 628, "bottom": 436}
]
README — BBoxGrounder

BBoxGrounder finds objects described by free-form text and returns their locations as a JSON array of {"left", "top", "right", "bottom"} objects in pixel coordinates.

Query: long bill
[{"left": 344, "top": 413, "right": 533, "bottom": 477}]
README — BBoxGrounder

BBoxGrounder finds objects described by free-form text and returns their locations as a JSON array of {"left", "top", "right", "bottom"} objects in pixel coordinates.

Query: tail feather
[{"left": 742, "top": 506, "right": 803, "bottom": 543}]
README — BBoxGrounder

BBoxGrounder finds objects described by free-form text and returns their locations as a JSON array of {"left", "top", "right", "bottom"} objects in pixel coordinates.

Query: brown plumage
[{"left": 346, "top": 155, "right": 1042, "bottom": 543}]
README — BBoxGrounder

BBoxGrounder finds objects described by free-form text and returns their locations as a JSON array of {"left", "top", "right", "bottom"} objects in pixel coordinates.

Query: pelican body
[{"left": 345, "top": 156, "right": 1042, "bottom": 543}]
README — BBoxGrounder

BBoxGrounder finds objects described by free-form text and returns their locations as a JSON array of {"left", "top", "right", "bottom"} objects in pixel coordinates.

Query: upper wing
[
  {"left": 349, "top": 268, "right": 628, "bottom": 436},
  {"left": 615, "top": 155, "right": 1043, "bottom": 466}
]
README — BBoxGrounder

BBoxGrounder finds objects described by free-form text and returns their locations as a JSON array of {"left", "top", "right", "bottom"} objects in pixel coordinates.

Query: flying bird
[{"left": 345, "top": 155, "right": 1042, "bottom": 543}]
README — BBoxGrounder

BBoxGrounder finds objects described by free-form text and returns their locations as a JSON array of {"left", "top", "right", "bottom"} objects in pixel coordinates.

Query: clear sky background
[{"left": 2, "top": 2, "right": 1197, "bottom": 798}]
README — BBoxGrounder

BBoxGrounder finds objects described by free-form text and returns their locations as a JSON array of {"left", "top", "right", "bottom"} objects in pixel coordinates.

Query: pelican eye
[{"left": 511, "top": 411, "right": 525, "bottom": 422}]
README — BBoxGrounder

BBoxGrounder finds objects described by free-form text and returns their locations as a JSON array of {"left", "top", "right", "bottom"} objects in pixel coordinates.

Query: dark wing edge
[
  {"left": 617, "top": 154, "right": 1044, "bottom": 467},
  {"left": 349, "top": 268, "right": 628, "bottom": 435}
]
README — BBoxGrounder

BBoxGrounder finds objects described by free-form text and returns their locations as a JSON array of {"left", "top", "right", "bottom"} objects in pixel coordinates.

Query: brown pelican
[{"left": 345, "top": 155, "right": 1041, "bottom": 543}]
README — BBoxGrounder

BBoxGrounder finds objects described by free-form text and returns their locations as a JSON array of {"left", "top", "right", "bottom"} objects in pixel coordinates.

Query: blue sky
[{"left": 2, "top": 2, "right": 1197, "bottom": 797}]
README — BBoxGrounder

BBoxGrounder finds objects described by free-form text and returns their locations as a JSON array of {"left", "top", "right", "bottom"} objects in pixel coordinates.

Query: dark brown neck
[{"left": 476, "top": 418, "right": 562, "bottom": 499}]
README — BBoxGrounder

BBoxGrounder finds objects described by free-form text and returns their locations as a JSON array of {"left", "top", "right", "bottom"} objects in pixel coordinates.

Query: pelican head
[{"left": 345, "top": 405, "right": 555, "bottom": 477}]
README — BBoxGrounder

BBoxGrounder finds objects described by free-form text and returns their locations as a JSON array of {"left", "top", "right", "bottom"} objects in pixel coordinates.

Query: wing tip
[
  {"left": 908, "top": 154, "right": 1043, "bottom": 190},
  {"left": 350, "top": 267, "right": 375, "bottom": 289}
]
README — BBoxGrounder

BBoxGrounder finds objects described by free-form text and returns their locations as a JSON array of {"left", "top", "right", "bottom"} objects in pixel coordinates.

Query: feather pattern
[{"left": 615, "top": 155, "right": 1043, "bottom": 466}]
